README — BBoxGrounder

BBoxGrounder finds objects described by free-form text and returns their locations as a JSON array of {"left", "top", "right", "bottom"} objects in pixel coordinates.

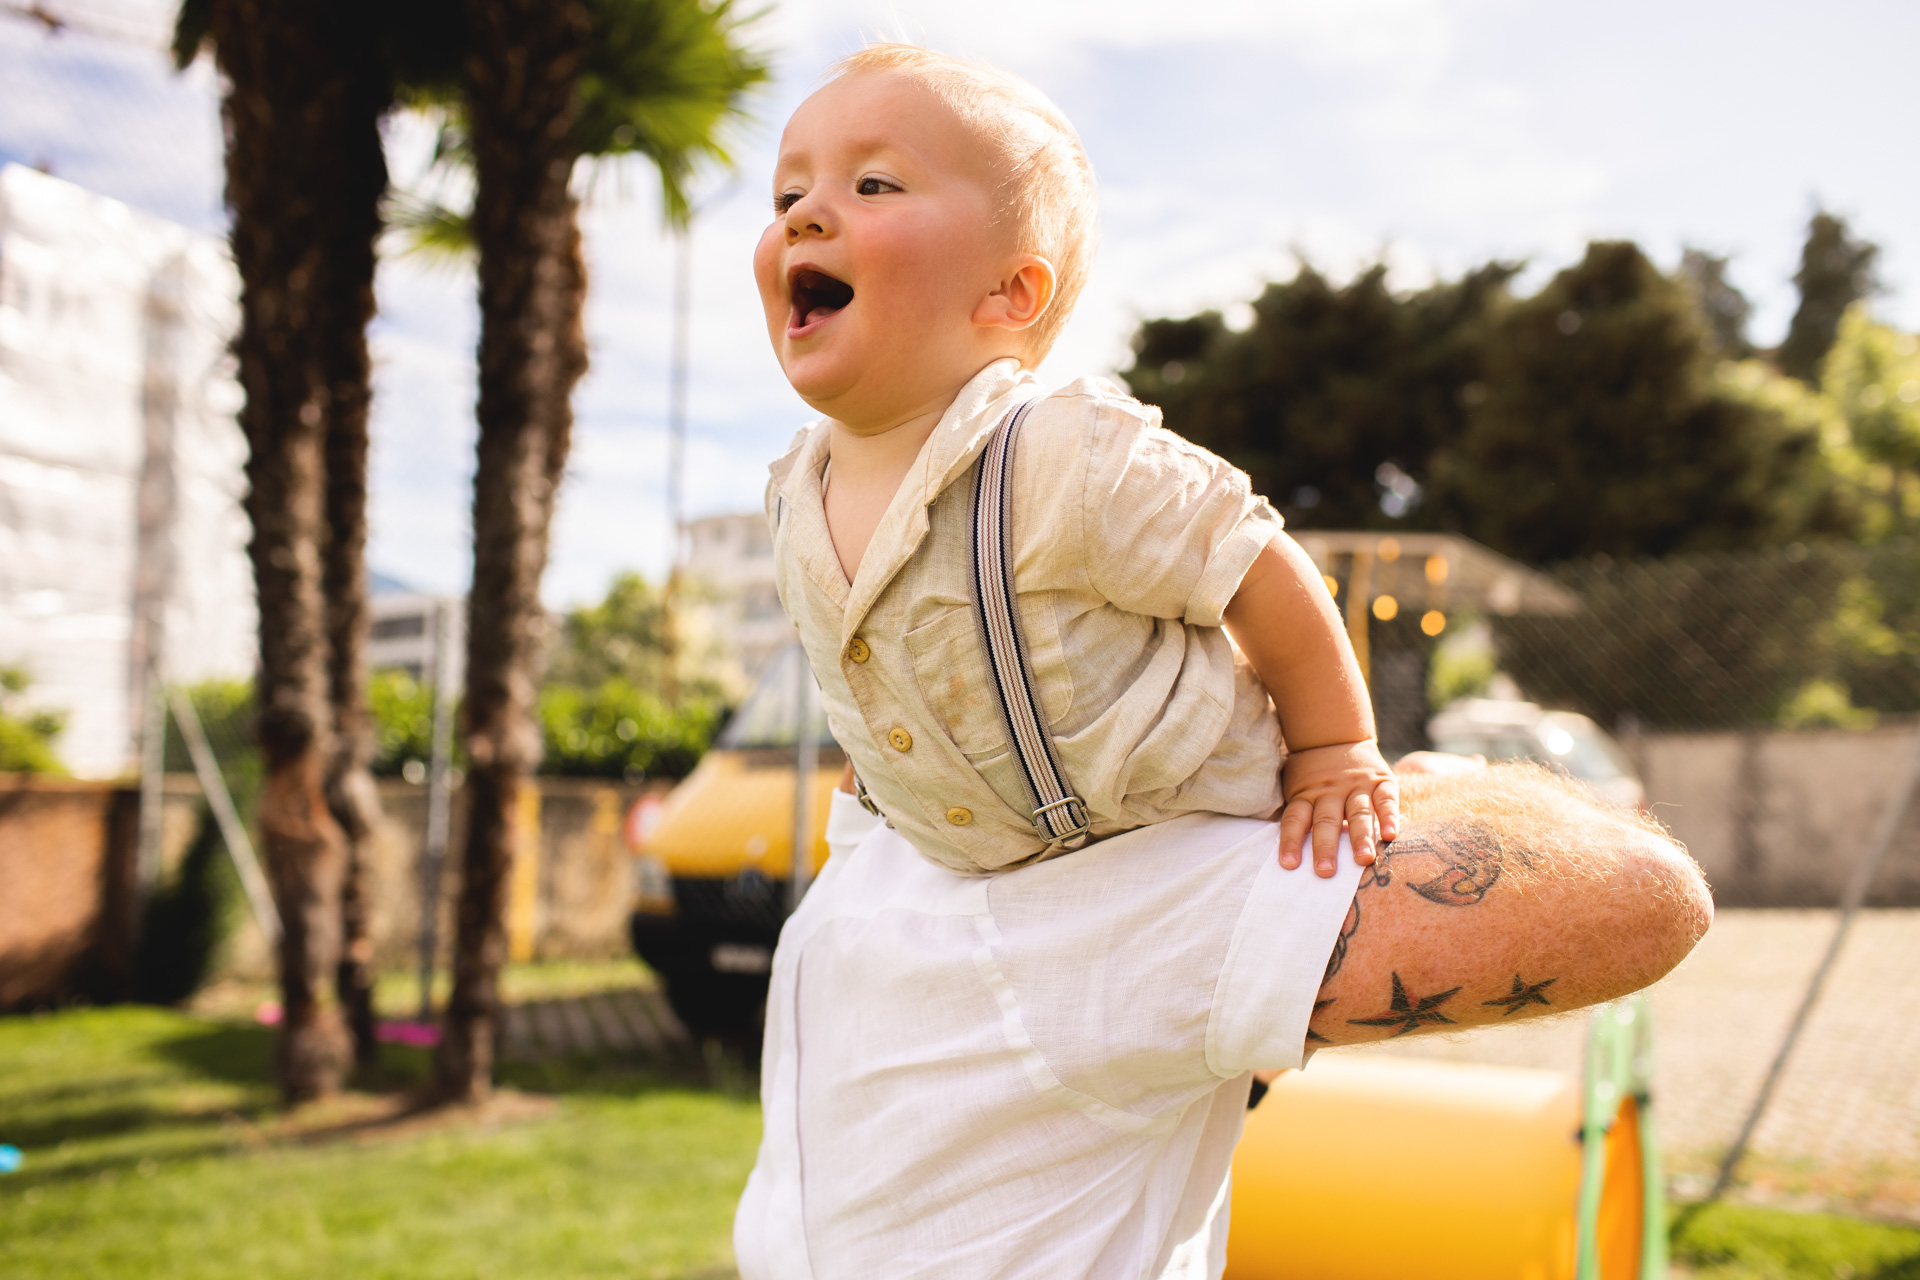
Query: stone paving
[
  {"left": 497, "top": 986, "right": 694, "bottom": 1065},
  {"left": 1333, "top": 908, "right": 1920, "bottom": 1221}
]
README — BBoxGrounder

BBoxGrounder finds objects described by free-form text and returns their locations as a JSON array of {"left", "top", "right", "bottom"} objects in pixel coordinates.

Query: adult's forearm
[{"left": 1306, "top": 765, "right": 1712, "bottom": 1048}]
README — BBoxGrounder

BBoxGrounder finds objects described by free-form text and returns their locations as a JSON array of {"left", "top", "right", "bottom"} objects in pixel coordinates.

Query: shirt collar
[{"left": 769, "top": 358, "right": 1041, "bottom": 642}]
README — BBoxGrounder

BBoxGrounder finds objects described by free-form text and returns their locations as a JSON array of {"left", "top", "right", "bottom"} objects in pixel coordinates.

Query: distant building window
[{"left": 372, "top": 614, "right": 428, "bottom": 640}]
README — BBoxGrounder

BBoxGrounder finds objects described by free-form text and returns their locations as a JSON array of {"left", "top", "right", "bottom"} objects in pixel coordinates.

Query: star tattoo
[
  {"left": 1306, "top": 997, "right": 1336, "bottom": 1044},
  {"left": 1482, "top": 974, "right": 1556, "bottom": 1017},
  {"left": 1347, "top": 973, "right": 1462, "bottom": 1037}
]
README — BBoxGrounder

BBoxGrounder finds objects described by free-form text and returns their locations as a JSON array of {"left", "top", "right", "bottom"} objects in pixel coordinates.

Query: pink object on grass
[
  {"left": 253, "top": 1002, "right": 440, "bottom": 1048},
  {"left": 377, "top": 1020, "right": 441, "bottom": 1048}
]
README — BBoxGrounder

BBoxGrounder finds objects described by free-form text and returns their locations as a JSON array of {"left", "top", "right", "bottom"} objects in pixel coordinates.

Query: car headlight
[{"left": 631, "top": 854, "right": 675, "bottom": 914}]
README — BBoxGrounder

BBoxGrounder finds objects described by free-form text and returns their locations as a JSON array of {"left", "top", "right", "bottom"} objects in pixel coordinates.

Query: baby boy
[
  {"left": 735, "top": 46, "right": 1714, "bottom": 1277},
  {"left": 756, "top": 44, "right": 1396, "bottom": 878}
]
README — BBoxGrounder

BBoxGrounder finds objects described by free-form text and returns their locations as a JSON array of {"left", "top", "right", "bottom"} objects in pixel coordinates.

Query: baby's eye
[
  {"left": 773, "top": 190, "right": 803, "bottom": 214},
  {"left": 856, "top": 176, "right": 902, "bottom": 197}
]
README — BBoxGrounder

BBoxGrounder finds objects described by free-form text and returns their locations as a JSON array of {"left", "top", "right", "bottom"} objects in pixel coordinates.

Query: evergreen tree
[
  {"left": 1780, "top": 210, "right": 1880, "bottom": 383},
  {"left": 1122, "top": 262, "right": 1516, "bottom": 529},
  {"left": 1678, "top": 247, "right": 1753, "bottom": 359},
  {"left": 1435, "top": 241, "right": 1838, "bottom": 563}
]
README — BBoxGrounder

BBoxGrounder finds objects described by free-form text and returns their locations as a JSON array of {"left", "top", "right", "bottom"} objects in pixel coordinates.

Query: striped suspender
[{"left": 970, "top": 401, "right": 1091, "bottom": 851}]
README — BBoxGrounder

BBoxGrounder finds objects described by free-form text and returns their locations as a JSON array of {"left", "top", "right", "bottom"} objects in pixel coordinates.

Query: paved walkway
[
  {"left": 497, "top": 987, "right": 694, "bottom": 1065},
  {"left": 1335, "top": 908, "right": 1920, "bottom": 1221}
]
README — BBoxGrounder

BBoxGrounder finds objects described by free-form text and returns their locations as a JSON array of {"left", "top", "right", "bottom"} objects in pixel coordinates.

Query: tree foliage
[
  {"left": 1125, "top": 262, "right": 1515, "bottom": 530},
  {"left": 1678, "top": 247, "right": 1753, "bottom": 360},
  {"left": 1779, "top": 210, "right": 1881, "bottom": 384},
  {"left": 1436, "top": 241, "right": 1842, "bottom": 563},
  {"left": 535, "top": 572, "right": 725, "bottom": 779},
  {"left": 538, "top": 681, "right": 720, "bottom": 779},
  {"left": 1823, "top": 308, "right": 1920, "bottom": 485},
  {"left": 367, "top": 669, "right": 439, "bottom": 776},
  {"left": 1126, "top": 241, "right": 1854, "bottom": 565},
  {"left": 133, "top": 806, "right": 239, "bottom": 1006},
  {"left": 546, "top": 571, "right": 671, "bottom": 690},
  {"left": 0, "top": 666, "right": 65, "bottom": 774},
  {"left": 384, "top": 0, "right": 768, "bottom": 257}
]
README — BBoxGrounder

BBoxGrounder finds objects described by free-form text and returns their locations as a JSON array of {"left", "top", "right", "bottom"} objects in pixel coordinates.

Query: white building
[
  {"left": 681, "top": 511, "right": 790, "bottom": 689},
  {"left": 366, "top": 572, "right": 465, "bottom": 691},
  {"left": 0, "top": 165, "right": 254, "bottom": 777}
]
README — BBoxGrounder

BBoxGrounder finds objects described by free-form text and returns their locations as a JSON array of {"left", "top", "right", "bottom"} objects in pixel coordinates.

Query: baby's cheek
[{"left": 751, "top": 230, "right": 787, "bottom": 323}]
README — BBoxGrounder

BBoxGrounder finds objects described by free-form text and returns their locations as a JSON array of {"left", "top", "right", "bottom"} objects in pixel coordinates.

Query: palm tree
[
  {"left": 324, "top": 366, "right": 385, "bottom": 1068},
  {"left": 174, "top": 0, "right": 393, "bottom": 1101},
  {"left": 433, "top": 0, "right": 765, "bottom": 1102}
]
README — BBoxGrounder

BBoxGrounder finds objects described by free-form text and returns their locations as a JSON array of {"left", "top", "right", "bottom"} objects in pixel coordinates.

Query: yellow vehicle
[{"left": 627, "top": 645, "right": 841, "bottom": 1039}]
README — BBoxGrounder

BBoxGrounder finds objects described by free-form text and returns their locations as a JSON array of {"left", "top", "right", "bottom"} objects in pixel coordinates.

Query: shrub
[{"left": 133, "top": 805, "right": 238, "bottom": 1005}]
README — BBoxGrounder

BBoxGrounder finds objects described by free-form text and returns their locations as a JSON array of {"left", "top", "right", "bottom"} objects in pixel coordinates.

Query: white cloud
[{"left": 0, "top": 18, "right": 222, "bottom": 230}]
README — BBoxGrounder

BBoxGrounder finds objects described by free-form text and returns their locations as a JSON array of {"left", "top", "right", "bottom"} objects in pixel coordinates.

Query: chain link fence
[
  {"left": 1490, "top": 540, "right": 1920, "bottom": 735},
  {"left": 1339, "top": 537, "right": 1920, "bottom": 906}
]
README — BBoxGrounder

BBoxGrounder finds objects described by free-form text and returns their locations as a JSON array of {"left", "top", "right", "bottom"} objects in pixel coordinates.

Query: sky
[{"left": 5, "top": 0, "right": 1918, "bottom": 606}]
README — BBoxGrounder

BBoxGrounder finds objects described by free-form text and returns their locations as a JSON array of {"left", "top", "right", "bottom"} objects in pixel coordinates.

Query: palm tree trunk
[
  {"left": 209, "top": 0, "right": 390, "bottom": 1103},
  {"left": 434, "top": 0, "right": 592, "bottom": 1104},
  {"left": 322, "top": 169, "right": 388, "bottom": 1070}
]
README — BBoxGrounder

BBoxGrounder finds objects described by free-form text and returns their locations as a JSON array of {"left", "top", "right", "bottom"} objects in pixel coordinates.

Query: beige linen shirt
[{"left": 766, "top": 357, "right": 1287, "bottom": 873}]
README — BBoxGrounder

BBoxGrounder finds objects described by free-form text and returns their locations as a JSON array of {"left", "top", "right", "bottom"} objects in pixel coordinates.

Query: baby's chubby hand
[{"left": 1278, "top": 740, "right": 1399, "bottom": 877}]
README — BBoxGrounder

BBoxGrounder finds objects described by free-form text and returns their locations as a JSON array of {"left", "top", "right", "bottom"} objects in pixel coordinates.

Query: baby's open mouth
[{"left": 790, "top": 268, "right": 853, "bottom": 331}]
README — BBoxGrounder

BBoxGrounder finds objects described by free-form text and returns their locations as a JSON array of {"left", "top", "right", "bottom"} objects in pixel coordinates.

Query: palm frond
[
  {"left": 171, "top": 0, "right": 212, "bottom": 70},
  {"left": 383, "top": 188, "right": 476, "bottom": 263},
  {"left": 576, "top": 0, "right": 772, "bottom": 225}
]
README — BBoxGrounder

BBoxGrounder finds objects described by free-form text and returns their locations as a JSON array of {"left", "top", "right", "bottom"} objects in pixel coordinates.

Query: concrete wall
[
  {"left": 157, "top": 776, "right": 657, "bottom": 981},
  {"left": 1628, "top": 722, "right": 1920, "bottom": 906},
  {"left": 1, "top": 772, "right": 656, "bottom": 1001}
]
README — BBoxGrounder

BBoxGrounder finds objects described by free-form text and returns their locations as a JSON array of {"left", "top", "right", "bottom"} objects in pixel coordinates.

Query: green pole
[{"left": 1575, "top": 996, "right": 1665, "bottom": 1280}]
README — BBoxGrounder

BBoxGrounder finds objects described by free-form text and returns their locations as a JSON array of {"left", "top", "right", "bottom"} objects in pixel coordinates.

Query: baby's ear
[{"left": 975, "top": 256, "right": 1056, "bottom": 334}]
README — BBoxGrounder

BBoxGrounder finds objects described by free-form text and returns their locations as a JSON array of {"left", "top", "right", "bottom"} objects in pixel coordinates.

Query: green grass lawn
[
  {"left": 0, "top": 1004, "right": 758, "bottom": 1279},
  {"left": 1671, "top": 1201, "right": 1920, "bottom": 1279},
  {"left": 4, "top": 1000, "right": 1919, "bottom": 1279}
]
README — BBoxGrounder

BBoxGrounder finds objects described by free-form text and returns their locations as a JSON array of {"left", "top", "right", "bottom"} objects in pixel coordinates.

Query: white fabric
[{"left": 735, "top": 791, "right": 1363, "bottom": 1280}]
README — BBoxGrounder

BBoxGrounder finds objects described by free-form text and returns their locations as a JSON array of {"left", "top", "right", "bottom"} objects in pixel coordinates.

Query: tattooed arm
[{"left": 1304, "top": 763, "right": 1712, "bottom": 1050}]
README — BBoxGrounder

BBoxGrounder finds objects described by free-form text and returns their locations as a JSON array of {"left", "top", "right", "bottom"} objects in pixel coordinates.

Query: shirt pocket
[{"left": 904, "top": 597, "right": 1074, "bottom": 763}]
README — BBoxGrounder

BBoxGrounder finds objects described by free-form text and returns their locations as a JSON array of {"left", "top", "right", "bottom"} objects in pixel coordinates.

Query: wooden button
[
  {"left": 846, "top": 637, "right": 871, "bottom": 663},
  {"left": 945, "top": 807, "right": 973, "bottom": 826},
  {"left": 888, "top": 727, "right": 913, "bottom": 752}
]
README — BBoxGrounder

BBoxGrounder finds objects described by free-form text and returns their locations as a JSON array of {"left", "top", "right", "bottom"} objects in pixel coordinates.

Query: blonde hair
[{"left": 827, "top": 44, "right": 1098, "bottom": 362}]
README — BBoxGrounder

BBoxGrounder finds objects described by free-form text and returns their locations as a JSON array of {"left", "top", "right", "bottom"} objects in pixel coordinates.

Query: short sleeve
[
  {"left": 1082, "top": 403, "right": 1284, "bottom": 626},
  {"left": 1205, "top": 832, "right": 1364, "bottom": 1076}
]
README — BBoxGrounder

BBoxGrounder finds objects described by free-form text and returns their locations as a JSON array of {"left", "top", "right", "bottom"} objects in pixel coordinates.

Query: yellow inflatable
[{"left": 1225, "top": 1000, "right": 1661, "bottom": 1280}]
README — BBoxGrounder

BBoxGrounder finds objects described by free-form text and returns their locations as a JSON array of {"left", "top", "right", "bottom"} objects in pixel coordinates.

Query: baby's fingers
[
  {"left": 1346, "top": 790, "right": 1377, "bottom": 867},
  {"left": 1310, "top": 792, "right": 1345, "bottom": 876},
  {"left": 1278, "top": 798, "right": 1312, "bottom": 870},
  {"left": 1373, "top": 776, "right": 1401, "bottom": 844}
]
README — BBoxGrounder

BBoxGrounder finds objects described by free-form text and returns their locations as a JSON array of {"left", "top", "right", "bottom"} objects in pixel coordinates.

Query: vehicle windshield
[
  {"left": 1435, "top": 714, "right": 1631, "bottom": 782},
  {"left": 1535, "top": 714, "right": 1634, "bottom": 781},
  {"left": 715, "top": 643, "right": 837, "bottom": 749}
]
